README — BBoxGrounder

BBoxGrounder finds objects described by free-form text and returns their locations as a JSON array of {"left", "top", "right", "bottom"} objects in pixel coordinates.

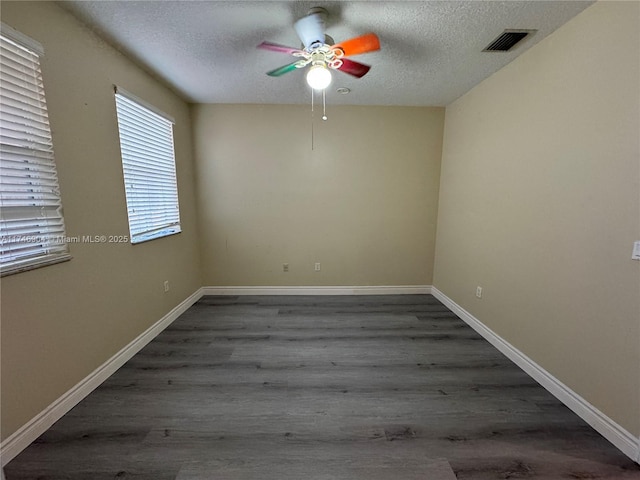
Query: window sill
[
  {"left": 131, "top": 228, "right": 181, "bottom": 245},
  {"left": 1, "top": 254, "right": 72, "bottom": 278}
]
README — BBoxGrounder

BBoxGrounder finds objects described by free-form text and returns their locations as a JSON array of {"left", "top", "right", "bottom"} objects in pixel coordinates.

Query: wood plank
[{"left": 5, "top": 295, "right": 639, "bottom": 480}]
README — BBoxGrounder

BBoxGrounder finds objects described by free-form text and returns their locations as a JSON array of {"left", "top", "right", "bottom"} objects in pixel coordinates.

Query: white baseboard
[
  {"left": 431, "top": 286, "right": 640, "bottom": 463},
  {"left": 0, "top": 288, "right": 204, "bottom": 467},
  {"left": 202, "top": 285, "right": 432, "bottom": 296}
]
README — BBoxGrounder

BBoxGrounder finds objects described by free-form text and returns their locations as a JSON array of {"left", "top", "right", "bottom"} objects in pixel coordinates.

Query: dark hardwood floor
[{"left": 6, "top": 295, "right": 640, "bottom": 479}]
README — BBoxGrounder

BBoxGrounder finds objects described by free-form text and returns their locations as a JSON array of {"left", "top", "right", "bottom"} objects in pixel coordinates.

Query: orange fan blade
[{"left": 332, "top": 33, "right": 380, "bottom": 57}]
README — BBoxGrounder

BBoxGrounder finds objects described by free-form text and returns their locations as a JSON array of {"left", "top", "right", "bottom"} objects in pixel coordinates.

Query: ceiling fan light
[{"left": 306, "top": 64, "right": 332, "bottom": 90}]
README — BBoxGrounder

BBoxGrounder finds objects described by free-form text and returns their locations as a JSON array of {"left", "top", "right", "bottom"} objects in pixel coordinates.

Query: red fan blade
[
  {"left": 332, "top": 33, "right": 380, "bottom": 57},
  {"left": 257, "top": 41, "right": 303, "bottom": 56},
  {"left": 336, "top": 58, "right": 371, "bottom": 78}
]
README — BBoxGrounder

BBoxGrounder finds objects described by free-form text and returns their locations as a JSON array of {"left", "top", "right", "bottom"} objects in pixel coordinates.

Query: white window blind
[
  {"left": 0, "top": 27, "right": 70, "bottom": 276},
  {"left": 114, "top": 88, "right": 181, "bottom": 244}
]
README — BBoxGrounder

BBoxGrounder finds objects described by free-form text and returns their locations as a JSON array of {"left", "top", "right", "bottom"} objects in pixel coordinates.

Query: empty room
[{"left": 1, "top": 1, "right": 639, "bottom": 479}]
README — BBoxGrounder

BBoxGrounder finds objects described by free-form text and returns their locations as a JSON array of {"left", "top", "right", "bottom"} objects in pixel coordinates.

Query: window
[
  {"left": 114, "top": 87, "right": 180, "bottom": 244},
  {"left": 0, "top": 24, "right": 70, "bottom": 276}
]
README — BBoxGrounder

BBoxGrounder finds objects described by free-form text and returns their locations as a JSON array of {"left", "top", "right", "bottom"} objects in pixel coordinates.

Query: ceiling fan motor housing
[
  {"left": 307, "top": 7, "right": 328, "bottom": 26},
  {"left": 305, "top": 7, "right": 328, "bottom": 50}
]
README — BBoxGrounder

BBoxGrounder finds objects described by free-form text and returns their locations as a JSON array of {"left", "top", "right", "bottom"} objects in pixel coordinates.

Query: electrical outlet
[
  {"left": 476, "top": 286, "right": 482, "bottom": 298},
  {"left": 314, "top": 262, "right": 321, "bottom": 272},
  {"left": 283, "top": 263, "right": 289, "bottom": 272},
  {"left": 164, "top": 280, "right": 170, "bottom": 292}
]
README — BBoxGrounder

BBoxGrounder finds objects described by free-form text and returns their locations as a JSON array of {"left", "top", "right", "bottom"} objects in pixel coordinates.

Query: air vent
[{"left": 483, "top": 29, "right": 536, "bottom": 52}]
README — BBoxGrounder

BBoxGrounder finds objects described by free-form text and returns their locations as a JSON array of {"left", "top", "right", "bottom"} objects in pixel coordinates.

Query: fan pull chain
[
  {"left": 310, "top": 88, "right": 328, "bottom": 150},
  {"left": 322, "top": 89, "right": 327, "bottom": 121}
]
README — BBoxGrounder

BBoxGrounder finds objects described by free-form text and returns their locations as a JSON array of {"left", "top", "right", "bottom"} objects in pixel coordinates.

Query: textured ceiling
[{"left": 59, "top": 1, "right": 594, "bottom": 106}]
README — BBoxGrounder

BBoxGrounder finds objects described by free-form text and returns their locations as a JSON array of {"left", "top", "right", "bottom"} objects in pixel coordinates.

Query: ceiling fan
[{"left": 257, "top": 7, "right": 380, "bottom": 90}]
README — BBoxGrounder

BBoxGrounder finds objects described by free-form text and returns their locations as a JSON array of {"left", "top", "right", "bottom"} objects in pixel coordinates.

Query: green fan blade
[{"left": 267, "top": 61, "right": 302, "bottom": 77}]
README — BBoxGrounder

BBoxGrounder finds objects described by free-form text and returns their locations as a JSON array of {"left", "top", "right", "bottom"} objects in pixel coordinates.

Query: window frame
[
  {"left": 0, "top": 23, "right": 71, "bottom": 277},
  {"left": 113, "top": 86, "right": 181, "bottom": 245}
]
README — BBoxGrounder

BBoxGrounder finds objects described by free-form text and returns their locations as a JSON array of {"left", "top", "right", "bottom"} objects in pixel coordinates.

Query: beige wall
[
  {"left": 3, "top": 0, "right": 638, "bottom": 458},
  {"left": 192, "top": 104, "right": 444, "bottom": 287},
  {"left": 434, "top": 1, "right": 640, "bottom": 436},
  {"left": 0, "top": 2, "right": 202, "bottom": 441}
]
